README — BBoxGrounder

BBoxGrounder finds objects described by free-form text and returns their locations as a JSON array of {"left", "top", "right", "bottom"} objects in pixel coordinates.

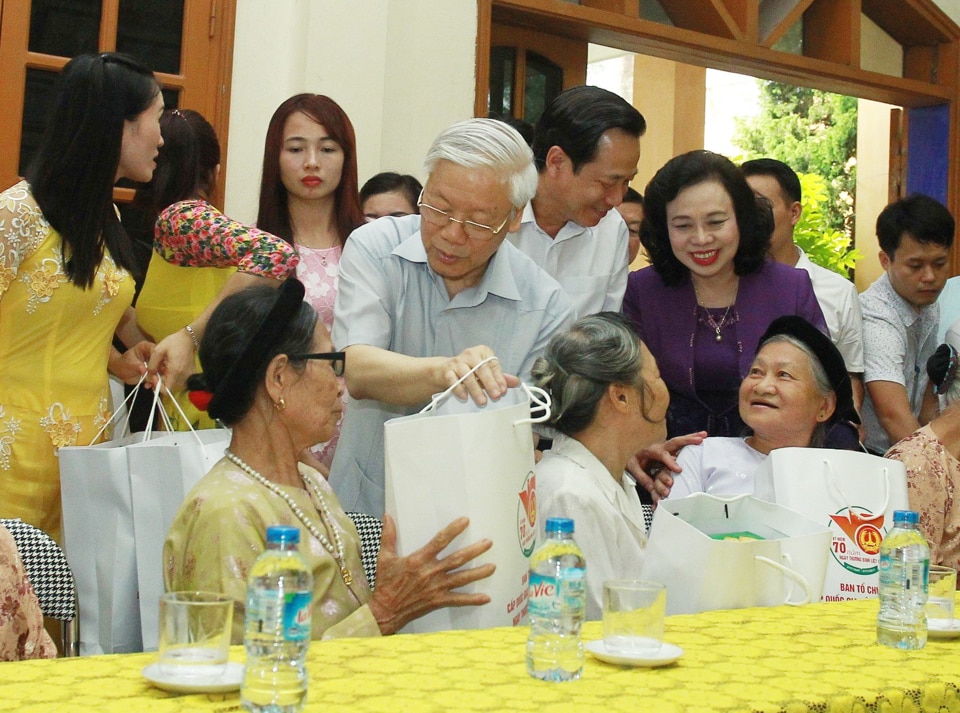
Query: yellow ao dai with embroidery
[{"left": 0, "top": 181, "right": 134, "bottom": 543}]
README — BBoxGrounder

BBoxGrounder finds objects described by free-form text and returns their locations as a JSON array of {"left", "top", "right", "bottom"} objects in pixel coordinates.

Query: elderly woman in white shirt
[
  {"left": 532, "top": 312, "right": 669, "bottom": 620},
  {"left": 666, "top": 315, "right": 861, "bottom": 500}
]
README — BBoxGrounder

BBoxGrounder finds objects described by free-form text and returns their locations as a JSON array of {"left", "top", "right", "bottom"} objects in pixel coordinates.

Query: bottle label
[
  {"left": 528, "top": 569, "right": 585, "bottom": 618},
  {"left": 282, "top": 591, "right": 312, "bottom": 641}
]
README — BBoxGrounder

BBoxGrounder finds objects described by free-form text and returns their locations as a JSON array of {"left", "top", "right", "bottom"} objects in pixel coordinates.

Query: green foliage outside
[
  {"left": 733, "top": 80, "right": 860, "bottom": 277},
  {"left": 794, "top": 173, "right": 863, "bottom": 278}
]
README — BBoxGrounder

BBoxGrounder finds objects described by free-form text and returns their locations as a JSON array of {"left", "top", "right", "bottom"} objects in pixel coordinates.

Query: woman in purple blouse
[{"left": 622, "top": 150, "right": 826, "bottom": 439}]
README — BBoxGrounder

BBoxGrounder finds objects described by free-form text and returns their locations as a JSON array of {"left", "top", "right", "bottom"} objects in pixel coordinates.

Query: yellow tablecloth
[{"left": 2, "top": 597, "right": 959, "bottom": 712}]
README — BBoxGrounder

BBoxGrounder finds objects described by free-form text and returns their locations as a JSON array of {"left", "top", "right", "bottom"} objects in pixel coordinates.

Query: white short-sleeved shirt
[
  {"left": 795, "top": 248, "right": 864, "bottom": 374},
  {"left": 859, "top": 272, "right": 939, "bottom": 454},
  {"left": 665, "top": 437, "right": 767, "bottom": 500},
  {"left": 535, "top": 434, "right": 647, "bottom": 621},
  {"left": 506, "top": 202, "right": 629, "bottom": 318},
  {"left": 938, "top": 276, "right": 960, "bottom": 342},
  {"left": 329, "top": 215, "right": 575, "bottom": 515}
]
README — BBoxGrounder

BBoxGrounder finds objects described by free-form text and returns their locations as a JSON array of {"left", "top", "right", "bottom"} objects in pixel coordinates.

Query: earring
[{"left": 274, "top": 397, "right": 286, "bottom": 411}]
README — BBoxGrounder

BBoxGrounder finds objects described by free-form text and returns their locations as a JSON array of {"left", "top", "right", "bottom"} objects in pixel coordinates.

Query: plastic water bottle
[
  {"left": 526, "top": 517, "right": 586, "bottom": 681},
  {"left": 242, "top": 525, "right": 313, "bottom": 713},
  {"left": 877, "top": 510, "right": 930, "bottom": 650}
]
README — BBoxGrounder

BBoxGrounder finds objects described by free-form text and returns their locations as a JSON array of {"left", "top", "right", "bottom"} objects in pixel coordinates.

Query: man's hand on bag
[
  {"left": 440, "top": 345, "right": 519, "bottom": 405},
  {"left": 627, "top": 431, "right": 707, "bottom": 504},
  {"left": 368, "top": 514, "right": 496, "bottom": 635}
]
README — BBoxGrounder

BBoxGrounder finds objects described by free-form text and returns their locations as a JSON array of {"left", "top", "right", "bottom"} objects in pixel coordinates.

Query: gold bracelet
[{"left": 184, "top": 324, "right": 200, "bottom": 350}]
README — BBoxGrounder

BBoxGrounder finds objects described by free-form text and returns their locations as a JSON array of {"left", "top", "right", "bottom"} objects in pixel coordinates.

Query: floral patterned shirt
[
  {"left": 155, "top": 199, "right": 298, "bottom": 278},
  {"left": 0, "top": 524, "right": 56, "bottom": 660},
  {"left": 885, "top": 424, "right": 960, "bottom": 575},
  {"left": 163, "top": 458, "right": 379, "bottom": 643}
]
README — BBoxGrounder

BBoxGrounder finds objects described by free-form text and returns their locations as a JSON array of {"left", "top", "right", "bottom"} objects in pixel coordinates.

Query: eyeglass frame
[
  {"left": 416, "top": 190, "right": 513, "bottom": 241},
  {"left": 286, "top": 351, "right": 346, "bottom": 377}
]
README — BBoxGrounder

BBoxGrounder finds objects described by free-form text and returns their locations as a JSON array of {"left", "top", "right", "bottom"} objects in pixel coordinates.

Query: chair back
[
  {"left": 1, "top": 519, "right": 78, "bottom": 655},
  {"left": 346, "top": 512, "right": 382, "bottom": 589}
]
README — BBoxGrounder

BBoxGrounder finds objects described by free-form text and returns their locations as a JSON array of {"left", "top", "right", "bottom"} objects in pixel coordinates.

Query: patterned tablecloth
[{"left": 2, "top": 597, "right": 959, "bottom": 713}]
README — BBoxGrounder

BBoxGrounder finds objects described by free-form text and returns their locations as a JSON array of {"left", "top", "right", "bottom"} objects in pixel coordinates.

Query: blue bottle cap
[
  {"left": 545, "top": 517, "right": 574, "bottom": 534},
  {"left": 266, "top": 525, "right": 300, "bottom": 544},
  {"left": 892, "top": 510, "right": 919, "bottom": 524}
]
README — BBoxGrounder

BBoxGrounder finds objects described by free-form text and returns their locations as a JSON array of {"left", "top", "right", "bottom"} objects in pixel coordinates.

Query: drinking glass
[
  {"left": 158, "top": 591, "right": 234, "bottom": 677},
  {"left": 602, "top": 580, "right": 665, "bottom": 655}
]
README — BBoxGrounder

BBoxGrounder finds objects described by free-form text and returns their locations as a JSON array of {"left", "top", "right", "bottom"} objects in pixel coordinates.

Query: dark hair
[
  {"left": 876, "top": 193, "right": 955, "bottom": 257},
  {"left": 186, "top": 282, "right": 316, "bottom": 425},
  {"left": 740, "top": 158, "right": 802, "bottom": 203},
  {"left": 359, "top": 172, "right": 423, "bottom": 214},
  {"left": 532, "top": 86, "right": 646, "bottom": 172},
  {"left": 489, "top": 115, "right": 535, "bottom": 147},
  {"left": 640, "top": 150, "right": 773, "bottom": 287},
  {"left": 256, "top": 94, "right": 364, "bottom": 246},
  {"left": 25, "top": 52, "right": 160, "bottom": 288},
  {"left": 532, "top": 312, "right": 656, "bottom": 435},
  {"left": 132, "top": 109, "right": 221, "bottom": 220},
  {"left": 623, "top": 186, "right": 644, "bottom": 205}
]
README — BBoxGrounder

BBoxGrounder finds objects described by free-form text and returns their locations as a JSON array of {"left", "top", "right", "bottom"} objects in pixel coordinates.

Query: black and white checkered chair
[
  {"left": 1, "top": 519, "right": 78, "bottom": 656},
  {"left": 346, "top": 512, "right": 382, "bottom": 590},
  {"left": 642, "top": 503, "right": 654, "bottom": 535}
]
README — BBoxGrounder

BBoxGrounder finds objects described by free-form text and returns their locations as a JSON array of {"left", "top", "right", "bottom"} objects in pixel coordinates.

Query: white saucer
[
  {"left": 142, "top": 661, "right": 244, "bottom": 693},
  {"left": 585, "top": 640, "right": 683, "bottom": 667},
  {"left": 928, "top": 619, "right": 960, "bottom": 640}
]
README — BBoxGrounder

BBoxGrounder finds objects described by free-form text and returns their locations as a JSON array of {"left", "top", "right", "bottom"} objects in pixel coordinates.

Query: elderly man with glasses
[{"left": 329, "top": 118, "right": 575, "bottom": 516}]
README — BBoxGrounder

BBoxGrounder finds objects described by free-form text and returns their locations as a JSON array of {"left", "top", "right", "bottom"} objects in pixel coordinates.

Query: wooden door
[
  {"left": 488, "top": 22, "right": 587, "bottom": 126},
  {"left": 0, "top": 0, "right": 236, "bottom": 205}
]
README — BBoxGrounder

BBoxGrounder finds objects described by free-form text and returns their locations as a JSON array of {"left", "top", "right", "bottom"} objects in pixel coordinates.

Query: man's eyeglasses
[
  {"left": 417, "top": 191, "right": 512, "bottom": 241},
  {"left": 287, "top": 351, "right": 345, "bottom": 376}
]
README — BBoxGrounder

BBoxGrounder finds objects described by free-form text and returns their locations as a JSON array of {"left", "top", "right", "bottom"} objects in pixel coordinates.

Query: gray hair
[
  {"left": 423, "top": 118, "right": 538, "bottom": 209},
  {"left": 531, "top": 312, "right": 650, "bottom": 435},
  {"left": 754, "top": 334, "right": 834, "bottom": 447}
]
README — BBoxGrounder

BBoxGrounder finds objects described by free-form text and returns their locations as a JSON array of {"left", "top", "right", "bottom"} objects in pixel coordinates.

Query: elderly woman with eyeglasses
[{"left": 164, "top": 279, "right": 495, "bottom": 642}]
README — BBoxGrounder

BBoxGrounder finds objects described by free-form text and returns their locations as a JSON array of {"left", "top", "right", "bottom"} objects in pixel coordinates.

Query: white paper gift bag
[
  {"left": 59, "top": 381, "right": 229, "bottom": 654},
  {"left": 753, "top": 447, "right": 909, "bottom": 602},
  {"left": 641, "top": 493, "right": 832, "bottom": 615},
  {"left": 60, "top": 430, "right": 146, "bottom": 655},
  {"left": 128, "top": 426, "right": 230, "bottom": 650},
  {"left": 384, "top": 362, "right": 548, "bottom": 633}
]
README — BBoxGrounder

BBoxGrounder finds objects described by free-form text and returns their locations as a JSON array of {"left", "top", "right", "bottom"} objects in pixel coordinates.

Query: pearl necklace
[{"left": 225, "top": 449, "right": 353, "bottom": 586}]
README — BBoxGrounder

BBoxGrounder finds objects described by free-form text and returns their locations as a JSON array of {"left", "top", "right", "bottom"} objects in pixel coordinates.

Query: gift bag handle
[
  {"left": 822, "top": 459, "right": 888, "bottom": 525},
  {"left": 418, "top": 357, "right": 553, "bottom": 424},
  {"left": 512, "top": 383, "right": 552, "bottom": 425},
  {"left": 85, "top": 372, "right": 171, "bottom": 445},
  {"left": 420, "top": 356, "right": 501, "bottom": 413},
  {"left": 755, "top": 554, "right": 811, "bottom": 606}
]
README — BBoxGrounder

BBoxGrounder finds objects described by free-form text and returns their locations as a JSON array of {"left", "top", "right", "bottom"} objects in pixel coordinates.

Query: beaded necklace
[{"left": 225, "top": 449, "right": 353, "bottom": 586}]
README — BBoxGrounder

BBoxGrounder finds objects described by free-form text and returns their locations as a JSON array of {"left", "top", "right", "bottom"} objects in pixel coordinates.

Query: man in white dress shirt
[
  {"left": 507, "top": 86, "right": 645, "bottom": 318},
  {"left": 742, "top": 158, "right": 865, "bottom": 415}
]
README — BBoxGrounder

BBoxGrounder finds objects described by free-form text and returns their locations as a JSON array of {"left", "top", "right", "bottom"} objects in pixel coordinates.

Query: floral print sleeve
[
  {"left": 0, "top": 525, "right": 56, "bottom": 661},
  {"left": 154, "top": 199, "right": 299, "bottom": 279},
  {"left": 885, "top": 424, "right": 960, "bottom": 573},
  {"left": 0, "top": 181, "right": 48, "bottom": 302}
]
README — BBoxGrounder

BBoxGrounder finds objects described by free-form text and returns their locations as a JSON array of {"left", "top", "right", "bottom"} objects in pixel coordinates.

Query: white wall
[
  {"left": 224, "top": 0, "right": 477, "bottom": 222},
  {"left": 224, "top": 0, "right": 960, "bottom": 223}
]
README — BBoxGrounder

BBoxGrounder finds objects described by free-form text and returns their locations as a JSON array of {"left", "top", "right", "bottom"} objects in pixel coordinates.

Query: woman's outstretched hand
[{"left": 368, "top": 514, "right": 496, "bottom": 635}]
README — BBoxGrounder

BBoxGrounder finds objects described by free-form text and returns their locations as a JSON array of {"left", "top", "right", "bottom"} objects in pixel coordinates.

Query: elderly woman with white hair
[
  {"left": 665, "top": 315, "right": 861, "bottom": 499},
  {"left": 532, "top": 312, "right": 669, "bottom": 619}
]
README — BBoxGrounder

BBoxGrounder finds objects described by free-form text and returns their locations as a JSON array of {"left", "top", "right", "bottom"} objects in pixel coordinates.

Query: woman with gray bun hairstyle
[{"left": 531, "top": 312, "right": 669, "bottom": 620}]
